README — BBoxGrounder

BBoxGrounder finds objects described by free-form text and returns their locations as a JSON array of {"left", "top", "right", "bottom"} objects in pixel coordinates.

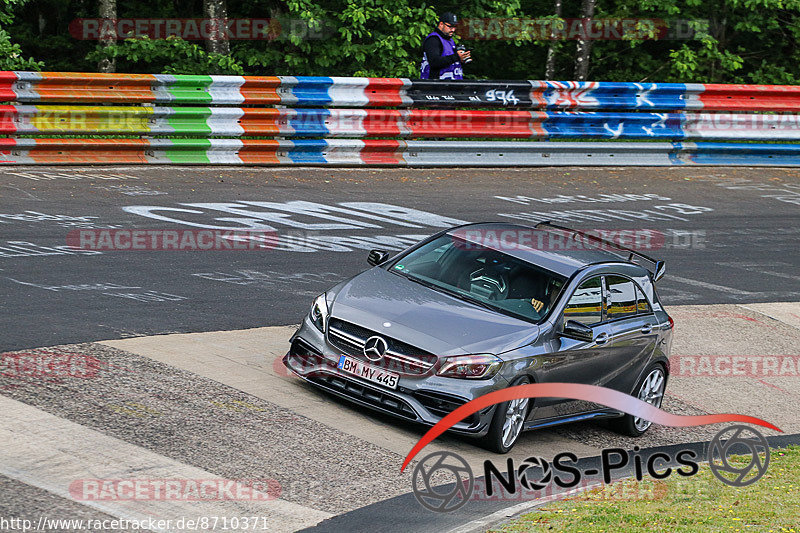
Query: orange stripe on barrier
[
  {"left": 238, "top": 139, "right": 282, "bottom": 164},
  {"left": 238, "top": 108, "right": 283, "bottom": 135},
  {"left": 25, "top": 138, "right": 149, "bottom": 163},
  {"left": 239, "top": 76, "right": 282, "bottom": 105},
  {"left": 30, "top": 72, "right": 158, "bottom": 103}
]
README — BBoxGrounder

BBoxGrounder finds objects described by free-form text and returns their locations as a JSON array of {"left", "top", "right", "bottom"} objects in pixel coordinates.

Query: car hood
[{"left": 329, "top": 267, "right": 539, "bottom": 358}]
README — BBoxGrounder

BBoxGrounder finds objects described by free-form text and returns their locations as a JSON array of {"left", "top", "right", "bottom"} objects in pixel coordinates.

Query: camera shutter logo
[
  {"left": 412, "top": 451, "right": 474, "bottom": 512},
  {"left": 363, "top": 336, "right": 388, "bottom": 362},
  {"left": 708, "top": 425, "right": 770, "bottom": 487},
  {"left": 517, "top": 456, "right": 553, "bottom": 491}
]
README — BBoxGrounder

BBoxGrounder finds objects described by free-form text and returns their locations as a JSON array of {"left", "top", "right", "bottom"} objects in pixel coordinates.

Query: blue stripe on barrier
[
  {"left": 291, "top": 77, "right": 335, "bottom": 106},
  {"left": 671, "top": 142, "right": 800, "bottom": 165},
  {"left": 287, "top": 139, "right": 330, "bottom": 164},
  {"left": 289, "top": 109, "right": 332, "bottom": 136},
  {"left": 542, "top": 82, "right": 691, "bottom": 111},
  {"left": 543, "top": 112, "right": 685, "bottom": 139}
]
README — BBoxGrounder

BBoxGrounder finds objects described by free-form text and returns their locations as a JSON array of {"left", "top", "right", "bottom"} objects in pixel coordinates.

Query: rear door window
[
  {"left": 635, "top": 283, "right": 653, "bottom": 314},
  {"left": 605, "top": 275, "right": 637, "bottom": 320}
]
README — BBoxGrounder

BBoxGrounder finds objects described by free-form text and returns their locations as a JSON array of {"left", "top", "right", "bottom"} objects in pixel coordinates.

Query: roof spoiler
[{"left": 534, "top": 221, "right": 666, "bottom": 281}]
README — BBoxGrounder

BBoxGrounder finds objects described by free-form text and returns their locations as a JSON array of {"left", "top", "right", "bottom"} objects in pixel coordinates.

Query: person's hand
[{"left": 457, "top": 49, "right": 471, "bottom": 61}]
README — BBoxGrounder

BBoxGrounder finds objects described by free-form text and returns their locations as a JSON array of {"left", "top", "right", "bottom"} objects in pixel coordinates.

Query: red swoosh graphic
[{"left": 400, "top": 382, "right": 782, "bottom": 472}]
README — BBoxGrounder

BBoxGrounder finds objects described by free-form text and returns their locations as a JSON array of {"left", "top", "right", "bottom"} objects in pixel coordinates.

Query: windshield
[{"left": 390, "top": 234, "right": 567, "bottom": 324}]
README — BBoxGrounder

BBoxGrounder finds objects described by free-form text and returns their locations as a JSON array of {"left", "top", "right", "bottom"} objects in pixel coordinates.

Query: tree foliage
[
  {"left": 2, "top": 0, "right": 799, "bottom": 84},
  {"left": 0, "top": 0, "right": 43, "bottom": 69}
]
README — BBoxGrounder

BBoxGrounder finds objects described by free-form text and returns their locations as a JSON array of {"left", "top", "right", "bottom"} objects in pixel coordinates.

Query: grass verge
[{"left": 491, "top": 446, "right": 799, "bottom": 533}]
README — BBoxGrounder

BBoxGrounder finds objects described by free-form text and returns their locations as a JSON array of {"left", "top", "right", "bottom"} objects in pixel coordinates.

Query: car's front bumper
[{"left": 282, "top": 314, "right": 511, "bottom": 437}]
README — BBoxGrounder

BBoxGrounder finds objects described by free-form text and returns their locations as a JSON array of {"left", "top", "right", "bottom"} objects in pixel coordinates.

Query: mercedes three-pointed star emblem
[{"left": 363, "top": 335, "right": 388, "bottom": 361}]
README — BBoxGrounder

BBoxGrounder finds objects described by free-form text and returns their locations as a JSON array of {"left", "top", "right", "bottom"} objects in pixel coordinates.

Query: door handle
[
  {"left": 594, "top": 332, "right": 609, "bottom": 345},
  {"left": 641, "top": 324, "right": 653, "bottom": 334}
]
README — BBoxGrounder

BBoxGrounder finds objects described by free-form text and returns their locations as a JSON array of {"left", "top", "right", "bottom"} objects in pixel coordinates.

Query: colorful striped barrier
[
  {"left": 0, "top": 71, "right": 798, "bottom": 166},
  {"left": 2, "top": 72, "right": 800, "bottom": 111},
  {"left": 3, "top": 105, "right": 799, "bottom": 141},
  {"left": 2, "top": 138, "right": 800, "bottom": 166}
]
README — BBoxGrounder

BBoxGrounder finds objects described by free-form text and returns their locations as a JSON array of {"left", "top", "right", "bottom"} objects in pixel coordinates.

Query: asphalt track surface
[
  {"left": 1, "top": 165, "right": 800, "bottom": 532},
  {"left": 1, "top": 165, "right": 800, "bottom": 351}
]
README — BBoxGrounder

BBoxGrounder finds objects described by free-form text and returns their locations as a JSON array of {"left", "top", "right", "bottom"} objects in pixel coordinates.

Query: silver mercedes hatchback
[{"left": 283, "top": 222, "right": 673, "bottom": 453}]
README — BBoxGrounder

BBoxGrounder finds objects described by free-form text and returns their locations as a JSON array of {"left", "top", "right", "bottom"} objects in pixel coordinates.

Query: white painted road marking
[{"left": 668, "top": 275, "right": 763, "bottom": 296}]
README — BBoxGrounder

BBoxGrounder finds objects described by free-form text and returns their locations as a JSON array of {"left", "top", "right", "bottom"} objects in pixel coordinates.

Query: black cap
[{"left": 439, "top": 12, "right": 458, "bottom": 25}]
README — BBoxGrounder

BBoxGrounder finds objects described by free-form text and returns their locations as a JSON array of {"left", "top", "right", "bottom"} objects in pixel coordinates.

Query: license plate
[{"left": 337, "top": 355, "right": 399, "bottom": 390}]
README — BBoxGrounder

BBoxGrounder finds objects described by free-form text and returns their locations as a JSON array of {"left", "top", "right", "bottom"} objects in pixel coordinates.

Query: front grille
[
  {"left": 327, "top": 317, "right": 437, "bottom": 375},
  {"left": 308, "top": 373, "right": 418, "bottom": 420}
]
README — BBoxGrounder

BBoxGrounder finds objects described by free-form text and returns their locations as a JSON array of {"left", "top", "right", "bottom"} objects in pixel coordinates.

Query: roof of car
[{"left": 446, "top": 222, "right": 649, "bottom": 278}]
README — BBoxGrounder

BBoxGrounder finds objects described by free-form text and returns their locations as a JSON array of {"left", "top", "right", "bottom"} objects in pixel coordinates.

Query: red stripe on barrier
[
  {"left": 365, "top": 78, "right": 407, "bottom": 107},
  {"left": 362, "top": 110, "right": 403, "bottom": 136},
  {"left": 360, "top": 139, "right": 405, "bottom": 165},
  {"left": 0, "top": 104, "right": 18, "bottom": 133},
  {"left": 405, "top": 110, "right": 545, "bottom": 138},
  {"left": 700, "top": 84, "right": 800, "bottom": 112},
  {"left": 0, "top": 71, "right": 18, "bottom": 102}
]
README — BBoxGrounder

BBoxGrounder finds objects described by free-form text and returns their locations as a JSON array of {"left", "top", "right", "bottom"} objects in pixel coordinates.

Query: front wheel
[
  {"left": 479, "top": 377, "right": 531, "bottom": 453},
  {"left": 611, "top": 364, "right": 666, "bottom": 437}
]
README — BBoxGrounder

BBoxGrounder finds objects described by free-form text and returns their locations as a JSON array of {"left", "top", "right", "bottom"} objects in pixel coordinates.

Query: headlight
[
  {"left": 310, "top": 293, "right": 329, "bottom": 332},
  {"left": 437, "top": 354, "right": 502, "bottom": 379}
]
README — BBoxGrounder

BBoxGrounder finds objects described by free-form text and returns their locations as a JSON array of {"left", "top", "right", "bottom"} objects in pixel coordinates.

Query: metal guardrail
[
  {"left": 2, "top": 138, "right": 800, "bottom": 166},
  {"left": 2, "top": 105, "right": 799, "bottom": 141},
  {"left": 3, "top": 72, "right": 800, "bottom": 110},
  {"left": 0, "top": 71, "right": 799, "bottom": 166}
]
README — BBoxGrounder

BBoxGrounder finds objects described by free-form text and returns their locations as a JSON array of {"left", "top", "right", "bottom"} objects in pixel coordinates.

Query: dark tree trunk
[
  {"left": 545, "top": 0, "right": 563, "bottom": 81},
  {"left": 98, "top": 0, "right": 116, "bottom": 72},
  {"left": 573, "top": 0, "right": 597, "bottom": 81},
  {"left": 204, "top": 0, "right": 230, "bottom": 56}
]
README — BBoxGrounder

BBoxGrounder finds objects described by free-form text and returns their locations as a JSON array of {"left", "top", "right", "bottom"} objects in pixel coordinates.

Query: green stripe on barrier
[
  {"left": 162, "top": 138, "right": 212, "bottom": 163},
  {"left": 166, "top": 76, "right": 213, "bottom": 104},
  {"left": 166, "top": 107, "right": 213, "bottom": 135}
]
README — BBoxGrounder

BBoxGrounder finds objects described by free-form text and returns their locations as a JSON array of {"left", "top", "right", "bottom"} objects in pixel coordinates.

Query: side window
[
  {"left": 635, "top": 283, "right": 653, "bottom": 314},
  {"left": 606, "top": 275, "right": 637, "bottom": 320},
  {"left": 564, "top": 277, "right": 603, "bottom": 326}
]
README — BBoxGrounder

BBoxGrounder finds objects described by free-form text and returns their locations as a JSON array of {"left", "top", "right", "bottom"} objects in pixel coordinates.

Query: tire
[
  {"left": 479, "top": 376, "right": 531, "bottom": 454},
  {"left": 611, "top": 364, "right": 667, "bottom": 437}
]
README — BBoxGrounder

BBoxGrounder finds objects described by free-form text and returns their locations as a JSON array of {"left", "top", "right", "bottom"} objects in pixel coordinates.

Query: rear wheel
[
  {"left": 479, "top": 377, "right": 531, "bottom": 453},
  {"left": 611, "top": 364, "right": 666, "bottom": 437}
]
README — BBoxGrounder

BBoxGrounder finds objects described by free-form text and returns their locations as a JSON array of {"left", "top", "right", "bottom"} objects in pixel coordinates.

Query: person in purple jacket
[{"left": 420, "top": 12, "right": 472, "bottom": 80}]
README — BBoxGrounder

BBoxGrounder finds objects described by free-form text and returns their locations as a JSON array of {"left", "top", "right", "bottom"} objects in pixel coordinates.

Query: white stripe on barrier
[{"left": 208, "top": 75, "right": 246, "bottom": 105}]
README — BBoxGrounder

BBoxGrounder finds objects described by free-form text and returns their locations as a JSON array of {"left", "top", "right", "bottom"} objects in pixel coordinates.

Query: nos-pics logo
[{"left": 411, "top": 424, "right": 770, "bottom": 512}]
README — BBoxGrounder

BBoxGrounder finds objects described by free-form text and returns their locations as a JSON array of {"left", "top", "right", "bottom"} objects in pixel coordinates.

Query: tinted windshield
[{"left": 390, "top": 234, "right": 567, "bottom": 323}]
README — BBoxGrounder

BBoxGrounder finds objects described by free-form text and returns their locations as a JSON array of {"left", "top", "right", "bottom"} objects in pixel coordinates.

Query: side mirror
[
  {"left": 560, "top": 320, "right": 594, "bottom": 342},
  {"left": 368, "top": 249, "right": 389, "bottom": 266}
]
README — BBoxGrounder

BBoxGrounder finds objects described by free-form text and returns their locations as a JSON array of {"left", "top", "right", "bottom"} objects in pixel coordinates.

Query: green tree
[{"left": 0, "top": 0, "right": 42, "bottom": 70}]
